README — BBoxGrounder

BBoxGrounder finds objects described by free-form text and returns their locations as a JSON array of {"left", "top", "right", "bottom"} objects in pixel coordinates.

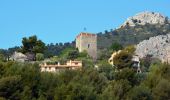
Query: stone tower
[{"left": 76, "top": 32, "right": 97, "bottom": 60}]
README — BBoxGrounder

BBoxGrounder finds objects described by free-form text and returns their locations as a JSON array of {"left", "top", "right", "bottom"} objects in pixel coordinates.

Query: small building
[
  {"left": 40, "top": 60, "right": 82, "bottom": 72},
  {"left": 132, "top": 55, "right": 141, "bottom": 73}
]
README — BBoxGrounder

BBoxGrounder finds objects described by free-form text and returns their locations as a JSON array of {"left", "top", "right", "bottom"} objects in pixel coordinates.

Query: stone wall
[{"left": 76, "top": 33, "right": 97, "bottom": 60}]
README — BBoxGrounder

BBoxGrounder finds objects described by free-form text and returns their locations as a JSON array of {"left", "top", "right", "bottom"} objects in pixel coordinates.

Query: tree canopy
[{"left": 21, "top": 35, "right": 46, "bottom": 54}]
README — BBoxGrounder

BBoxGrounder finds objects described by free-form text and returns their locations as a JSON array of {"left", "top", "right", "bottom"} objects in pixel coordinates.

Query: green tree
[
  {"left": 0, "top": 62, "right": 5, "bottom": 78},
  {"left": 142, "top": 63, "right": 170, "bottom": 100},
  {"left": 39, "top": 72, "right": 59, "bottom": 100},
  {"left": 110, "top": 42, "right": 123, "bottom": 51},
  {"left": 0, "top": 76, "right": 22, "bottom": 100},
  {"left": 98, "top": 61, "right": 115, "bottom": 80},
  {"left": 97, "top": 49, "right": 112, "bottom": 61},
  {"left": 21, "top": 86, "right": 32, "bottom": 100},
  {"left": 115, "top": 68, "right": 138, "bottom": 86},
  {"left": 113, "top": 50, "right": 133, "bottom": 69},
  {"left": 127, "top": 86, "right": 152, "bottom": 100},
  {"left": 124, "top": 45, "right": 135, "bottom": 54},
  {"left": 36, "top": 53, "right": 44, "bottom": 61},
  {"left": 67, "top": 50, "right": 79, "bottom": 60},
  {"left": 143, "top": 63, "right": 170, "bottom": 89},
  {"left": 102, "top": 79, "right": 131, "bottom": 100},
  {"left": 4, "top": 62, "right": 41, "bottom": 99},
  {"left": 152, "top": 79, "right": 170, "bottom": 100},
  {"left": 38, "top": 95, "right": 46, "bottom": 100},
  {"left": 140, "top": 55, "right": 161, "bottom": 72},
  {"left": 21, "top": 35, "right": 46, "bottom": 54},
  {"left": 78, "top": 51, "right": 88, "bottom": 58},
  {"left": 55, "top": 83, "right": 97, "bottom": 100},
  {"left": 0, "top": 54, "right": 5, "bottom": 62}
]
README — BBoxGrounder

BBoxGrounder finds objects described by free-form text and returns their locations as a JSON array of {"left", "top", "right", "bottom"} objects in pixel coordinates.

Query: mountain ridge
[
  {"left": 121, "top": 11, "right": 169, "bottom": 27},
  {"left": 97, "top": 11, "right": 170, "bottom": 50}
]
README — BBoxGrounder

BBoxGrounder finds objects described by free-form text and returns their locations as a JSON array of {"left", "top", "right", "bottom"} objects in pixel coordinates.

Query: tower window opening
[{"left": 88, "top": 44, "right": 90, "bottom": 48}]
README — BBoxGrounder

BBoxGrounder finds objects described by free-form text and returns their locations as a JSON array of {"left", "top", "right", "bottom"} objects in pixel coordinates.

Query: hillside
[{"left": 97, "top": 12, "right": 170, "bottom": 49}]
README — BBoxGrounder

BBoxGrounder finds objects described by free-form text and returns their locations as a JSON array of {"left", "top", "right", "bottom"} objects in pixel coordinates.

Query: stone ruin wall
[{"left": 76, "top": 33, "right": 97, "bottom": 60}]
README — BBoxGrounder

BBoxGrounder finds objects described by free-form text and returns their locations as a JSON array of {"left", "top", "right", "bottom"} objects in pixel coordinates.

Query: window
[
  {"left": 55, "top": 67, "right": 58, "bottom": 71},
  {"left": 75, "top": 63, "right": 78, "bottom": 65},
  {"left": 88, "top": 44, "right": 90, "bottom": 48}
]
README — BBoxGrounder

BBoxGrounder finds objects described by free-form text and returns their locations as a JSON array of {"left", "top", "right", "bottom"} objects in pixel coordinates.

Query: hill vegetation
[
  {"left": 0, "top": 56, "right": 170, "bottom": 99},
  {"left": 2, "top": 23, "right": 170, "bottom": 60},
  {"left": 0, "top": 36, "right": 169, "bottom": 99},
  {"left": 97, "top": 23, "right": 170, "bottom": 49}
]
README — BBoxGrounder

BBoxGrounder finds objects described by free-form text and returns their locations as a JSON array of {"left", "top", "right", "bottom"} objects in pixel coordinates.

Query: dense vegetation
[
  {"left": 0, "top": 56, "right": 170, "bottom": 100},
  {"left": 0, "top": 41, "right": 170, "bottom": 100},
  {"left": 0, "top": 41, "right": 74, "bottom": 60},
  {"left": 20, "top": 35, "right": 46, "bottom": 54},
  {"left": 44, "top": 41, "right": 75, "bottom": 58}
]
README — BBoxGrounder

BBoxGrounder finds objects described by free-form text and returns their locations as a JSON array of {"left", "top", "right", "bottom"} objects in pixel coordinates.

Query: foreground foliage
[{"left": 0, "top": 60, "right": 170, "bottom": 100}]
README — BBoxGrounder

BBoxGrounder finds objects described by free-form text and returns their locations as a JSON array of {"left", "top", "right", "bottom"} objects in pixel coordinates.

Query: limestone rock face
[
  {"left": 135, "top": 34, "right": 170, "bottom": 62},
  {"left": 122, "top": 11, "right": 168, "bottom": 27},
  {"left": 10, "top": 52, "right": 28, "bottom": 62}
]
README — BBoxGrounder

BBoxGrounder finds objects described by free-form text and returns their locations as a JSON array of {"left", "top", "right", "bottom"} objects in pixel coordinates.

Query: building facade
[
  {"left": 76, "top": 32, "right": 97, "bottom": 60},
  {"left": 40, "top": 60, "right": 82, "bottom": 72}
]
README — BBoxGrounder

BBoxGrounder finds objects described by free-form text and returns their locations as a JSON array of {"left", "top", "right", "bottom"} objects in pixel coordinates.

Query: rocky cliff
[
  {"left": 135, "top": 34, "right": 170, "bottom": 62},
  {"left": 122, "top": 11, "right": 169, "bottom": 27}
]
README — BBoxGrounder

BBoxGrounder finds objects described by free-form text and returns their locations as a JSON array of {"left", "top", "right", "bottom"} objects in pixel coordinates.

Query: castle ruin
[{"left": 76, "top": 32, "right": 97, "bottom": 60}]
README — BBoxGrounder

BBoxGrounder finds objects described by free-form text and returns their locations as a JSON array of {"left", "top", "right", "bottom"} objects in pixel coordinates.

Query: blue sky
[{"left": 0, "top": 0, "right": 170, "bottom": 49}]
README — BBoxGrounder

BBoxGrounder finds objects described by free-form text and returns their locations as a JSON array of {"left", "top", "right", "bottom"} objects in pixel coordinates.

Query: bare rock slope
[
  {"left": 135, "top": 34, "right": 170, "bottom": 62},
  {"left": 122, "top": 11, "right": 168, "bottom": 27}
]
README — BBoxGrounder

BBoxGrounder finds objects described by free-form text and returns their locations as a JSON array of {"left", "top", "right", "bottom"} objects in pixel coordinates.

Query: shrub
[{"left": 36, "top": 53, "right": 44, "bottom": 61}]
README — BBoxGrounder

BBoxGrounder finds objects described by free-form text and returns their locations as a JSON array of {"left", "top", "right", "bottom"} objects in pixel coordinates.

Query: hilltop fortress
[
  {"left": 75, "top": 11, "right": 170, "bottom": 62},
  {"left": 76, "top": 33, "right": 97, "bottom": 60}
]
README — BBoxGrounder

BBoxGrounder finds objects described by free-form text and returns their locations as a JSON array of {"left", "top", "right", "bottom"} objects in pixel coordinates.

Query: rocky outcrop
[
  {"left": 10, "top": 52, "right": 28, "bottom": 62},
  {"left": 122, "top": 11, "right": 168, "bottom": 27},
  {"left": 135, "top": 34, "right": 170, "bottom": 62},
  {"left": 10, "top": 52, "right": 36, "bottom": 62}
]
